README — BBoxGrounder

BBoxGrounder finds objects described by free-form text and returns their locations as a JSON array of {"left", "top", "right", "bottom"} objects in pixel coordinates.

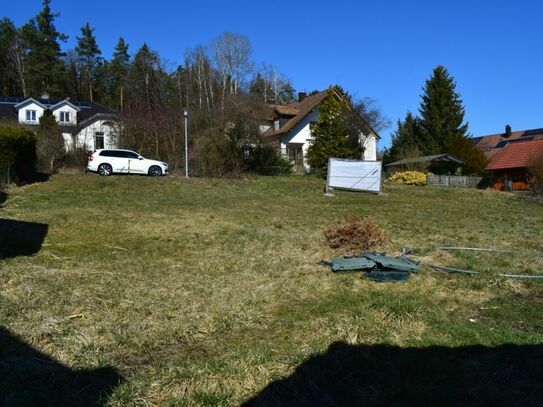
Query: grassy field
[{"left": 1, "top": 174, "right": 542, "bottom": 406}]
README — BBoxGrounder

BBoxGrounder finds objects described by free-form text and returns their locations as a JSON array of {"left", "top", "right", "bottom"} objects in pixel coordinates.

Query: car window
[{"left": 99, "top": 150, "right": 140, "bottom": 158}]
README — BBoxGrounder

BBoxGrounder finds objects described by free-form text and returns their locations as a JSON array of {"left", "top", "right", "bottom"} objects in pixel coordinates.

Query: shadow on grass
[
  {"left": 243, "top": 341, "right": 543, "bottom": 406},
  {"left": 0, "top": 219, "right": 48, "bottom": 259},
  {"left": 0, "top": 190, "right": 6, "bottom": 207},
  {"left": 0, "top": 327, "right": 123, "bottom": 406}
]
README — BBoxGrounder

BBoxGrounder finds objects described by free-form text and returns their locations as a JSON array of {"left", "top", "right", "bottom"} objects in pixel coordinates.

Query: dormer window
[
  {"left": 60, "top": 111, "right": 70, "bottom": 123},
  {"left": 26, "top": 110, "right": 36, "bottom": 122}
]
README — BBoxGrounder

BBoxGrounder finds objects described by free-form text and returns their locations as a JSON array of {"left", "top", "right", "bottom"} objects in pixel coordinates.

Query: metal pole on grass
[{"left": 184, "top": 109, "right": 189, "bottom": 178}]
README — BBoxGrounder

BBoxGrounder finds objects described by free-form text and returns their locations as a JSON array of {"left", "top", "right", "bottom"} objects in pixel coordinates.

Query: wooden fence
[{"left": 427, "top": 175, "right": 485, "bottom": 188}]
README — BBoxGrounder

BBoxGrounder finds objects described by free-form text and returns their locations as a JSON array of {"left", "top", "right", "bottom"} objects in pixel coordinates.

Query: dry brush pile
[{"left": 324, "top": 215, "right": 386, "bottom": 255}]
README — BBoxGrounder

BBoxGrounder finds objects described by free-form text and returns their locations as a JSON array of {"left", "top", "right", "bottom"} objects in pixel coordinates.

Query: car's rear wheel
[
  {"left": 98, "top": 163, "right": 113, "bottom": 176},
  {"left": 148, "top": 166, "right": 162, "bottom": 176}
]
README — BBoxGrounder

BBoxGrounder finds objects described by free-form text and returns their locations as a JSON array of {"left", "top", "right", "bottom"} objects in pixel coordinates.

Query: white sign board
[{"left": 326, "top": 158, "right": 382, "bottom": 193}]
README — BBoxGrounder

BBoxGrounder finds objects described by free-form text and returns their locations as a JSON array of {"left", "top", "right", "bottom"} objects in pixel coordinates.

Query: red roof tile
[
  {"left": 486, "top": 139, "right": 543, "bottom": 170},
  {"left": 473, "top": 128, "right": 543, "bottom": 159}
]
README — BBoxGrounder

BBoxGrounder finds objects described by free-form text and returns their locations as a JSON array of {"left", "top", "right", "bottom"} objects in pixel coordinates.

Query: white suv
[{"left": 87, "top": 149, "right": 169, "bottom": 176}]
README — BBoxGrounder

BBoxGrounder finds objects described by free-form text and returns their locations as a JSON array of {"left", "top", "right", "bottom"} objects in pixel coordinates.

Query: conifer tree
[
  {"left": 20, "top": 0, "right": 67, "bottom": 96},
  {"left": 128, "top": 44, "right": 161, "bottom": 115},
  {"left": 419, "top": 65, "right": 468, "bottom": 153},
  {"left": 76, "top": 22, "right": 101, "bottom": 101},
  {"left": 386, "top": 112, "right": 423, "bottom": 163},
  {"left": 307, "top": 88, "right": 363, "bottom": 176},
  {"left": 0, "top": 18, "right": 23, "bottom": 96},
  {"left": 110, "top": 37, "right": 130, "bottom": 111}
]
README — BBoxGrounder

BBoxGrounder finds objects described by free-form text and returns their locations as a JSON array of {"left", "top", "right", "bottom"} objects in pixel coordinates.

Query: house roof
[
  {"left": 263, "top": 91, "right": 328, "bottom": 140},
  {"left": 48, "top": 99, "right": 81, "bottom": 112},
  {"left": 472, "top": 127, "right": 543, "bottom": 160},
  {"left": 0, "top": 96, "right": 116, "bottom": 127},
  {"left": 486, "top": 139, "right": 543, "bottom": 170},
  {"left": 274, "top": 105, "right": 299, "bottom": 116},
  {"left": 14, "top": 97, "right": 47, "bottom": 110},
  {"left": 263, "top": 88, "right": 380, "bottom": 142},
  {"left": 385, "top": 154, "right": 465, "bottom": 167}
]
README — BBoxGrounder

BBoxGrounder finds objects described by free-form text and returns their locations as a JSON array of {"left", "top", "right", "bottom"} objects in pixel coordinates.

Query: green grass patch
[{"left": 1, "top": 174, "right": 542, "bottom": 405}]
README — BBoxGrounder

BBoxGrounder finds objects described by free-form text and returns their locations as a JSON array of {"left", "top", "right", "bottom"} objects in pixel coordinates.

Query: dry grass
[{"left": 1, "top": 174, "right": 542, "bottom": 405}]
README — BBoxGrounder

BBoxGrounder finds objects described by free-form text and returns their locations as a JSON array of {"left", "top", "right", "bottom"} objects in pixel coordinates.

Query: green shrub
[
  {"left": 245, "top": 145, "right": 292, "bottom": 175},
  {"left": 0, "top": 125, "right": 37, "bottom": 184},
  {"left": 36, "top": 110, "right": 65, "bottom": 173},
  {"left": 58, "top": 147, "right": 88, "bottom": 169},
  {"left": 388, "top": 171, "right": 427, "bottom": 186}
]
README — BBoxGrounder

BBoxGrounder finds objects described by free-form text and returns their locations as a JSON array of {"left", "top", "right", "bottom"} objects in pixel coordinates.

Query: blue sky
[{"left": 4, "top": 0, "right": 543, "bottom": 147}]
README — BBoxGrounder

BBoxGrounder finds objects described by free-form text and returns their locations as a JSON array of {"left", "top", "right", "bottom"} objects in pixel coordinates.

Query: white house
[
  {"left": 0, "top": 95, "right": 119, "bottom": 151},
  {"left": 260, "top": 87, "right": 379, "bottom": 171}
]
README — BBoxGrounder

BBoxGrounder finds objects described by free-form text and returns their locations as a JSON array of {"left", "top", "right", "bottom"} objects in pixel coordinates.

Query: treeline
[
  {"left": 383, "top": 66, "right": 488, "bottom": 175},
  {"left": 0, "top": 1, "right": 301, "bottom": 175},
  {"left": 0, "top": 1, "right": 296, "bottom": 107},
  {"left": 0, "top": 0, "right": 389, "bottom": 177}
]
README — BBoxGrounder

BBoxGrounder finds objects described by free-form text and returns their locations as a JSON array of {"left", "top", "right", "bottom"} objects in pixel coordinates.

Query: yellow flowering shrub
[{"left": 387, "top": 171, "right": 427, "bottom": 186}]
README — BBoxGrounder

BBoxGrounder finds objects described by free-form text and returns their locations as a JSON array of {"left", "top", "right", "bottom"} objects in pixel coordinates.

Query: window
[
  {"left": 95, "top": 132, "right": 105, "bottom": 150},
  {"left": 116, "top": 151, "right": 139, "bottom": 159},
  {"left": 125, "top": 151, "right": 139, "bottom": 159},
  {"left": 25, "top": 110, "right": 36, "bottom": 122},
  {"left": 59, "top": 111, "right": 70, "bottom": 122},
  {"left": 287, "top": 144, "right": 304, "bottom": 168},
  {"left": 99, "top": 149, "right": 140, "bottom": 158},
  {"left": 274, "top": 119, "right": 280, "bottom": 131}
]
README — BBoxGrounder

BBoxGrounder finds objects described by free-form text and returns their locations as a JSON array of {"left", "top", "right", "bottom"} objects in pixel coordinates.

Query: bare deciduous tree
[
  {"left": 251, "top": 64, "right": 295, "bottom": 104},
  {"left": 184, "top": 45, "right": 216, "bottom": 119},
  {"left": 211, "top": 32, "right": 252, "bottom": 109}
]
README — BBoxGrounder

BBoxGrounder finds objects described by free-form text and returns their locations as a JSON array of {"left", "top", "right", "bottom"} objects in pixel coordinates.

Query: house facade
[
  {"left": 473, "top": 125, "right": 543, "bottom": 190},
  {"left": 0, "top": 95, "right": 119, "bottom": 151},
  {"left": 260, "top": 88, "right": 379, "bottom": 171},
  {"left": 485, "top": 139, "right": 543, "bottom": 190}
]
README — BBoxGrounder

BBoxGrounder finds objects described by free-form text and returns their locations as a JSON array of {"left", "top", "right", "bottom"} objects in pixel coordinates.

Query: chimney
[
  {"left": 298, "top": 92, "right": 307, "bottom": 102},
  {"left": 41, "top": 92, "right": 49, "bottom": 100},
  {"left": 504, "top": 124, "right": 512, "bottom": 138}
]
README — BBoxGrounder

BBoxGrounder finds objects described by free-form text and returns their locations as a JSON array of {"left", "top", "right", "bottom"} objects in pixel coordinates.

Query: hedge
[{"left": 0, "top": 125, "right": 37, "bottom": 184}]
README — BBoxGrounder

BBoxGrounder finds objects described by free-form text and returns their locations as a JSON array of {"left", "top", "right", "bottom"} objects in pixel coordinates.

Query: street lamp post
[{"left": 183, "top": 109, "right": 189, "bottom": 178}]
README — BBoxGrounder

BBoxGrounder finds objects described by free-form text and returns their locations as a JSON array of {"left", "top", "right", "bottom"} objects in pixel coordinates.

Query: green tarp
[
  {"left": 362, "top": 252, "right": 420, "bottom": 273},
  {"left": 363, "top": 269, "right": 410, "bottom": 282},
  {"left": 329, "top": 252, "right": 420, "bottom": 282},
  {"left": 332, "top": 256, "right": 376, "bottom": 272}
]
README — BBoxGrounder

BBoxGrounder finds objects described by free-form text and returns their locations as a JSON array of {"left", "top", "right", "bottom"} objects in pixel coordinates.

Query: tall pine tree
[
  {"left": 418, "top": 65, "right": 468, "bottom": 154},
  {"left": 20, "top": 0, "right": 67, "bottom": 97},
  {"left": 110, "top": 37, "right": 130, "bottom": 111},
  {"left": 128, "top": 44, "right": 162, "bottom": 116},
  {"left": 76, "top": 22, "right": 101, "bottom": 101}
]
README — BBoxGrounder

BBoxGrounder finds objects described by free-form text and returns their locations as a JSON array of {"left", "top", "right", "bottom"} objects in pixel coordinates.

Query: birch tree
[
  {"left": 211, "top": 32, "right": 252, "bottom": 109},
  {"left": 251, "top": 64, "right": 295, "bottom": 104}
]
